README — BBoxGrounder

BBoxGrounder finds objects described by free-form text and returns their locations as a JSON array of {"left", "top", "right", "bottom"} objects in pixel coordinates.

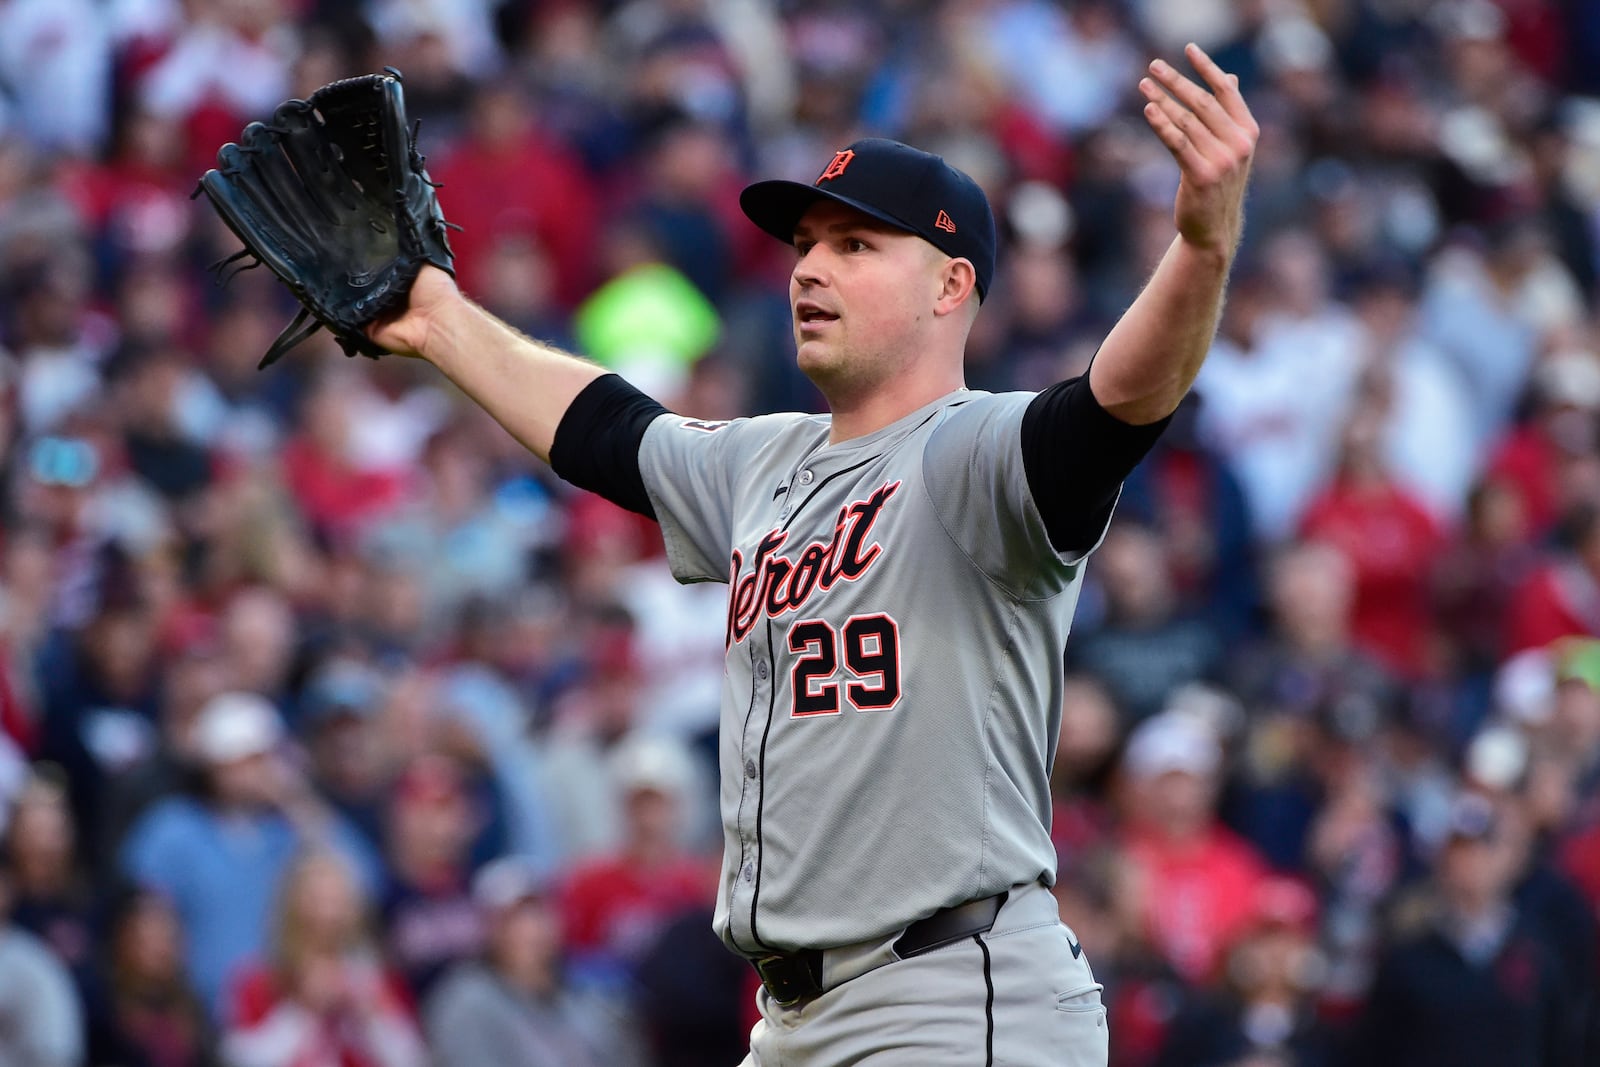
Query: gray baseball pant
[{"left": 740, "top": 881, "right": 1108, "bottom": 1066}]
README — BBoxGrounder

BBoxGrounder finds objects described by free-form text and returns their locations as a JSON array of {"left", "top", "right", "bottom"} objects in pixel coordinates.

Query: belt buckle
[{"left": 755, "top": 954, "right": 813, "bottom": 1008}]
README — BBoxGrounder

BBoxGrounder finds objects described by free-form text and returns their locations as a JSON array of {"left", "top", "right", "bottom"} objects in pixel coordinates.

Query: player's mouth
[{"left": 795, "top": 300, "right": 839, "bottom": 333}]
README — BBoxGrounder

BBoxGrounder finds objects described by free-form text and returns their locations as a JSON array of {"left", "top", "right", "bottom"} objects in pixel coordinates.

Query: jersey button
[
  {"left": 745, "top": 759, "right": 757, "bottom": 779},
  {"left": 756, "top": 661, "right": 770, "bottom": 680},
  {"left": 742, "top": 862, "right": 755, "bottom": 883},
  {"left": 798, "top": 469, "right": 814, "bottom": 485}
]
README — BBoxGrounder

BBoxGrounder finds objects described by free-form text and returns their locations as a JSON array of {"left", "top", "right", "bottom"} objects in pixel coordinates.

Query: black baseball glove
[{"left": 194, "top": 69, "right": 457, "bottom": 369}]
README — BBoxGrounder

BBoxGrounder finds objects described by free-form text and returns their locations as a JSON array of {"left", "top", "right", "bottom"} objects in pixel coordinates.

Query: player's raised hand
[
  {"left": 1139, "top": 43, "right": 1258, "bottom": 262},
  {"left": 366, "top": 263, "right": 465, "bottom": 360}
]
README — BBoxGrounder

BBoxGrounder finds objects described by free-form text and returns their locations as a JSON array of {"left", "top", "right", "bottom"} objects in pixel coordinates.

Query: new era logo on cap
[{"left": 739, "top": 138, "right": 997, "bottom": 301}]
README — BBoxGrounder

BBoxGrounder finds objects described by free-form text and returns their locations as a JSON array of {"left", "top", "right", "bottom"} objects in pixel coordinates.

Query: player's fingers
[
  {"left": 1141, "top": 96, "right": 1211, "bottom": 175},
  {"left": 1184, "top": 43, "right": 1260, "bottom": 138},
  {"left": 1146, "top": 57, "right": 1238, "bottom": 148},
  {"left": 1138, "top": 77, "right": 1226, "bottom": 169}
]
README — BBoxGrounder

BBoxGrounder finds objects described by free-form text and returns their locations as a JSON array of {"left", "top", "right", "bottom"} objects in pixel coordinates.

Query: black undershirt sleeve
[
  {"left": 1020, "top": 375, "right": 1173, "bottom": 556},
  {"left": 548, "top": 373, "right": 668, "bottom": 519}
]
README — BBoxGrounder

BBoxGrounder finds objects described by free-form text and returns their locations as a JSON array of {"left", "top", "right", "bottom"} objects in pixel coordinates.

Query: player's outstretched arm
[
  {"left": 1088, "top": 44, "right": 1258, "bottom": 426},
  {"left": 367, "top": 265, "right": 609, "bottom": 465}
]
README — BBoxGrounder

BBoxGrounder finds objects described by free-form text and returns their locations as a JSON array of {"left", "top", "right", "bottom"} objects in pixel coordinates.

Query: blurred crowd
[{"left": 2, "top": 0, "right": 1600, "bottom": 1065}]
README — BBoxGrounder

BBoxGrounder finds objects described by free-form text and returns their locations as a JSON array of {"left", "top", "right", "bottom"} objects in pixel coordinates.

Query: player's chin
[{"left": 794, "top": 336, "right": 836, "bottom": 372}]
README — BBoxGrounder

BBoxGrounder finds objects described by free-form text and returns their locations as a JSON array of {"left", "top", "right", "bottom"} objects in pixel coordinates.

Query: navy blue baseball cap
[{"left": 740, "top": 138, "right": 997, "bottom": 301}]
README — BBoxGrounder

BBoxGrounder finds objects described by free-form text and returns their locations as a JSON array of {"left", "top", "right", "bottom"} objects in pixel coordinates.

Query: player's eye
[
  {"left": 845, "top": 237, "right": 870, "bottom": 253},
  {"left": 794, "top": 241, "right": 815, "bottom": 258}
]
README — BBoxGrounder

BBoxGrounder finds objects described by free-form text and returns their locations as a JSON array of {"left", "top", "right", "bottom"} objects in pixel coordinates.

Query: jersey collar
[{"left": 818, "top": 389, "right": 978, "bottom": 459}]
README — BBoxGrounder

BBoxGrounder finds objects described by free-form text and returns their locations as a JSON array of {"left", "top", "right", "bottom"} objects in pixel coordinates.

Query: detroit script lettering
[{"left": 726, "top": 481, "right": 901, "bottom": 646}]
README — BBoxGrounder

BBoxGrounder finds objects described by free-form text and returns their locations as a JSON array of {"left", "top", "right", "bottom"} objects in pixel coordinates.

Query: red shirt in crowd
[
  {"left": 1123, "top": 824, "right": 1268, "bottom": 985},
  {"left": 224, "top": 958, "right": 420, "bottom": 1067},
  {"left": 431, "top": 131, "right": 598, "bottom": 309},
  {"left": 280, "top": 437, "right": 409, "bottom": 541},
  {"left": 1505, "top": 559, "right": 1600, "bottom": 654},
  {"left": 559, "top": 855, "right": 714, "bottom": 967},
  {"left": 1300, "top": 479, "right": 1445, "bottom": 678},
  {"left": 1488, "top": 425, "right": 1561, "bottom": 539},
  {"left": 57, "top": 155, "right": 197, "bottom": 264}
]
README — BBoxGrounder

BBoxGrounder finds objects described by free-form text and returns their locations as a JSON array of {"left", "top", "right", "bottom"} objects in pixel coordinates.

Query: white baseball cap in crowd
[
  {"left": 1534, "top": 350, "right": 1600, "bottom": 410},
  {"left": 190, "top": 692, "right": 284, "bottom": 765},
  {"left": 1464, "top": 724, "right": 1529, "bottom": 792},
  {"left": 472, "top": 856, "right": 551, "bottom": 912},
  {"left": 609, "top": 733, "right": 698, "bottom": 798},
  {"left": 1124, "top": 710, "right": 1222, "bottom": 781},
  {"left": 1493, "top": 648, "right": 1556, "bottom": 725}
]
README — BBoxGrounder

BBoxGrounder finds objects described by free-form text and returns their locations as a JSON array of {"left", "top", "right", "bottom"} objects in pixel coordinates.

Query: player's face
[{"left": 790, "top": 201, "right": 948, "bottom": 395}]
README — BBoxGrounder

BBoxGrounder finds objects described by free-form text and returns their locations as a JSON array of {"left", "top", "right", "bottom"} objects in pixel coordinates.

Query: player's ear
[{"left": 933, "top": 257, "right": 978, "bottom": 318}]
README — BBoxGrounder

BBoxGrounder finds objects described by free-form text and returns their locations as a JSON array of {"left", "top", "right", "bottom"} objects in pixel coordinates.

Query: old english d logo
[
  {"left": 817, "top": 149, "right": 855, "bottom": 183},
  {"left": 934, "top": 210, "right": 957, "bottom": 233}
]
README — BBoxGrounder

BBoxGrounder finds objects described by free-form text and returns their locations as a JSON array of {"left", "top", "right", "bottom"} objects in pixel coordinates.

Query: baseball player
[{"left": 369, "top": 43, "right": 1256, "bottom": 1067}]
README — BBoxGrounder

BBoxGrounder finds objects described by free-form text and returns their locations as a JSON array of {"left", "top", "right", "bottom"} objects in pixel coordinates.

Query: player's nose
[{"left": 791, "top": 246, "right": 831, "bottom": 290}]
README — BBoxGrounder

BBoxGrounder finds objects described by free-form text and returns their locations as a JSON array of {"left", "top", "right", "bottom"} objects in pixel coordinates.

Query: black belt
[{"left": 752, "top": 892, "right": 1007, "bottom": 1008}]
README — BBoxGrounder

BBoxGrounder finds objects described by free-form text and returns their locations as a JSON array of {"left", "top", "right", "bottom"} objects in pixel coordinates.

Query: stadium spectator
[
  {"left": 1050, "top": 674, "right": 1123, "bottom": 869},
  {"left": 3, "top": 772, "right": 95, "bottom": 996},
  {"left": 1350, "top": 791, "right": 1575, "bottom": 1067},
  {"left": 1487, "top": 349, "right": 1600, "bottom": 539},
  {"left": 1118, "top": 394, "right": 1259, "bottom": 640},
  {"left": 1067, "top": 521, "right": 1226, "bottom": 723},
  {"left": 59, "top": 107, "right": 197, "bottom": 270},
  {"left": 1119, "top": 708, "right": 1269, "bottom": 985},
  {"left": 1300, "top": 403, "right": 1445, "bottom": 679},
  {"left": 221, "top": 850, "right": 425, "bottom": 1067},
  {"left": 559, "top": 734, "right": 714, "bottom": 992},
  {"left": 37, "top": 555, "right": 164, "bottom": 854},
  {"left": 1433, "top": 478, "right": 1540, "bottom": 681},
  {"left": 135, "top": 0, "right": 299, "bottom": 177},
  {"left": 1153, "top": 876, "right": 1336, "bottom": 1067},
  {"left": 297, "top": 657, "right": 391, "bottom": 850},
  {"left": 534, "top": 613, "right": 650, "bottom": 860},
  {"left": 1196, "top": 232, "right": 1363, "bottom": 541},
  {"left": 424, "top": 856, "right": 645, "bottom": 1067},
  {"left": 633, "top": 903, "right": 752, "bottom": 1067},
  {"left": 377, "top": 753, "right": 488, "bottom": 1000},
  {"left": 1182, "top": 269, "right": 1276, "bottom": 518},
  {"left": 86, "top": 888, "right": 214, "bottom": 1067},
  {"left": 1228, "top": 539, "right": 1397, "bottom": 725},
  {"left": 1505, "top": 504, "right": 1600, "bottom": 655},
  {"left": 429, "top": 79, "right": 598, "bottom": 308},
  {"left": 280, "top": 371, "right": 412, "bottom": 545},
  {"left": 119, "top": 692, "right": 382, "bottom": 1013},
  {"left": 0, "top": 0, "right": 112, "bottom": 157},
  {"left": 0, "top": 855, "right": 83, "bottom": 1067},
  {"left": 1349, "top": 260, "right": 1480, "bottom": 526},
  {"left": 1417, "top": 223, "right": 1564, "bottom": 444}
]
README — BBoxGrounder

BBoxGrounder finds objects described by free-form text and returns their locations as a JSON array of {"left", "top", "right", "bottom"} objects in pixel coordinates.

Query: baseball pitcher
[{"left": 198, "top": 43, "right": 1256, "bottom": 1066}]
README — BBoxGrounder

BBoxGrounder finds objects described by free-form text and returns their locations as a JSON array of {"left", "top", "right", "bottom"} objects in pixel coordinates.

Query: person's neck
[
  {"left": 15, "top": 865, "right": 69, "bottom": 898},
  {"left": 1340, "top": 465, "right": 1389, "bottom": 494},
  {"left": 624, "top": 837, "right": 676, "bottom": 869},
  {"left": 827, "top": 376, "right": 965, "bottom": 445},
  {"left": 395, "top": 853, "right": 461, "bottom": 890},
  {"left": 1287, "top": 624, "right": 1346, "bottom": 661},
  {"left": 1447, "top": 891, "right": 1505, "bottom": 925},
  {"left": 1146, "top": 816, "right": 1210, "bottom": 847},
  {"left": 502, "top": 961, "right": 559, "bottom": 999}
]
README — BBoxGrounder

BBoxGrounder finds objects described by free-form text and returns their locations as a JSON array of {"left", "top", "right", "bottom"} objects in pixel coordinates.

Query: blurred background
[{"left": 0, "top": 0, "right": 1599, "bottom": 1065}]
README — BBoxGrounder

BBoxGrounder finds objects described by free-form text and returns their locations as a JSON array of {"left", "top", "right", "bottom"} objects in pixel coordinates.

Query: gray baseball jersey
[{"left": 639, "top": 388, "right": 1103, "bottom": 955}]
